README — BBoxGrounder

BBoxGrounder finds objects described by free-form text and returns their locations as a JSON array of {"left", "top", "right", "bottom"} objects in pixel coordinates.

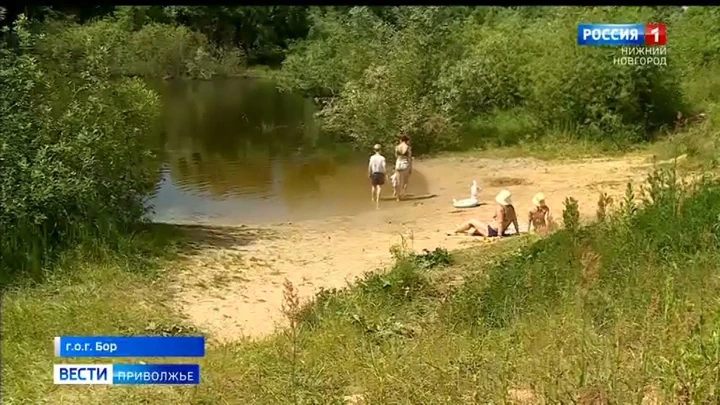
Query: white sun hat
[
  {"left": 532, "top": 192, "right": 547, "bottom": 207},
  {"left": 495, "top": 189, "right": 512, "bottom": 206}
]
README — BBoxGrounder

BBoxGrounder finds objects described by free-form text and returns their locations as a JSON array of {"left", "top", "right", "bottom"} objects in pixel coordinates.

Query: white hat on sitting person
[
  {"left": 532, "top": 192, "right": 547, "bottom": 207},
  {"left": 495, "top": 189, "right": 512, "bottom": 206}
]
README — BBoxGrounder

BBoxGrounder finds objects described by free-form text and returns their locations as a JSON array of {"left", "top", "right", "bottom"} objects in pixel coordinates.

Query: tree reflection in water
[{"left": 149, "top": 78, "right": 428, "bottom": 222}]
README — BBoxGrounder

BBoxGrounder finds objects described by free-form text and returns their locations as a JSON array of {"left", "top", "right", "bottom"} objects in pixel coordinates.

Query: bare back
[
  {"left": 494, "top": 204, "right": 518, "bottom": 235},
  {"left": 396, "top": 143, "right": 410, "bottom": 159}
]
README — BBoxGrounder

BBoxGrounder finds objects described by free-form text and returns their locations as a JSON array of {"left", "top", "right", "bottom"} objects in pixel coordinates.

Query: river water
[{"left": 148, "top": 78, "right": 429, "bottom": 225}]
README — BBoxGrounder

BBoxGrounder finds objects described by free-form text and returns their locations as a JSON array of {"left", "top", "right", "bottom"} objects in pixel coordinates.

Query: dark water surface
[{"left": 148, "top": 78, "right": 428, "bottom": 225}]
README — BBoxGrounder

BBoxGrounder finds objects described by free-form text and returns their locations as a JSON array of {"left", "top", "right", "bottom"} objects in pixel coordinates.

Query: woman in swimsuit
[
  {"left": 394, "top": 135, "right": 412, "bottom": 201},
  {"left": 528, "top": 192, "right": 553, "bottom": 233},
  {"left": 451, "top": 190, "right": 519, "bottom": 237}
]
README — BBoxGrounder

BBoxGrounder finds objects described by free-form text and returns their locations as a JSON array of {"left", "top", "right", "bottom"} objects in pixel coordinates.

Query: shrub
[
  {"left": 125, "top": 22, "right": 245, "bottom": 79},
  {"left": 0, "top": 16, "right": 161, "bottom": 276},
  {"left": 277, "top": 8, "right": 393, "bottom": 97},
  {"left": 278, "top": 6, "right": 710, "bottom": 152},
  {"left": 462, "top": 109, "right": 541, "bottom": 148},
  {"left": 35, "top": 12, "right": 245, "bottom": 80}
]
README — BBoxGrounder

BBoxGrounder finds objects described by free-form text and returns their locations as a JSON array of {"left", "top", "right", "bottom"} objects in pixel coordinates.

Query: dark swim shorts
[
  {"left": 487, "top": 226, "right": 499, "bottom": 237},
  {"left": 370, "top": 172, "right": 386, "bottom": 186}
]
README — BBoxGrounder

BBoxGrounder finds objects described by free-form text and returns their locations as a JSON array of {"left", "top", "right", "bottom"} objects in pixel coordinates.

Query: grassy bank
[
  {"left": 5, "top": 163, "right": 720, "bottom": 403},
  {"left": 433, "top": 135, "right": 643, "bottom": 162}
]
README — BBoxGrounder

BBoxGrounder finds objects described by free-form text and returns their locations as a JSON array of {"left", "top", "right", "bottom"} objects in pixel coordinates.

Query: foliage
[
  {"left": 0, "top": 16, "right": 161, "bottom": 276},
  {"left": 278, "top": 6, "right": 720, "bottom": 152},
  {"left": 670, "top": 7, "right": 720, "bottom": 111},
  {"left": 278, "top": 8, "right": 395, "bottom": 98},
  {"left": 409, "top": 248, "right": 453, "bottom": 270},
  {"left": 162, "top": 6, "right": 310, "bottom": 66},
  {"left": 35, "top": 12, "right": 245, "bottom": 80},
  {"left": 562, "top": 197, "right": 581, "bottom": 232},
  {"left": 280, "top": 7, "right": 469, "bottom": 152},
  {"left": 1, "top": 6, "right": 309, "bottom": 66}
]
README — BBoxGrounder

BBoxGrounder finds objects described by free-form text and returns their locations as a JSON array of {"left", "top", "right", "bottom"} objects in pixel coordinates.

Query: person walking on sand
[
  {"left": 528, "top": 192, "right": 554, "bottom": 233},
  {"left": 394, "top": 134, "right": 412, "bottom": 201},
  {"left": 368, "top": 144, "right": 387, "bottom": 208},
  {"left": 450, "top": 189, "right": 519, "bottom": 238}
]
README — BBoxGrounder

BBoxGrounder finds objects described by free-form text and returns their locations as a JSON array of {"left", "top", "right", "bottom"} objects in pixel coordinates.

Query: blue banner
[
  {"left": 113, "top": 364, "right": 200, "bottom": 385},
  {"left": 577, "top": 24, "right": 645, "bottom": 47},
  {"left": 55, "top": 336, "right": 205, "bottom": 357},
  {"left": 53, "top": 364, "right": 201, "bottom": 385}
]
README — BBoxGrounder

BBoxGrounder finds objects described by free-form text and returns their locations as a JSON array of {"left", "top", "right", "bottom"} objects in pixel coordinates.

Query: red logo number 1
[{"left": 645, "top": 24, "right": 667, "bottom": 46}]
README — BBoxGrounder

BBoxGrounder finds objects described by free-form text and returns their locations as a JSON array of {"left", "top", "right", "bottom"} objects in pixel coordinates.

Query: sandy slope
[{"left": 168, "top": 153, "right": 658, "bottom": 342}]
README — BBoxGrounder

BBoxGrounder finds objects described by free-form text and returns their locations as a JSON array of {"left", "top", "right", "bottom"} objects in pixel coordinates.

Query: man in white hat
[
  {"left": 528, "top": 192, "right": 553, "bottom": 233},
  {"left": 450, "top": 189, "right": 519, "bottom": 237}
]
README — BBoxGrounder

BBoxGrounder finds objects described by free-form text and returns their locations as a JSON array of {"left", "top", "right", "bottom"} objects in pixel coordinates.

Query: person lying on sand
[
  {"left": 450, "top": 189, "right": 519, "bottom": 237},
  {"left": 528, "top": 192, "right": 554, "bottom": 233}
]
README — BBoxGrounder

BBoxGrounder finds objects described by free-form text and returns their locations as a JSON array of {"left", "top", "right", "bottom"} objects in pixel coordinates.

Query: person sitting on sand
[
  {"left": 528, "top": 192, "right": 553, "bottom": 233},
  {"left": 451, "top": 189, "right": 519, "bottom": 237}
]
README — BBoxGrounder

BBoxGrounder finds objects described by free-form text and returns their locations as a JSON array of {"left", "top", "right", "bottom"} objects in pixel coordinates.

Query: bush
[
  {"left": 519, "top": 7, "right": 685, "bottom": 144},
  {"left": 35, "top": 12, "right": 245, "bottom": 80},
  {"left": 284, "top": 7, "right": 469, "bottom": 152},
  {"left": 0, "top": 16, "right": 161, "bottom": 276},
  {"left": 125, "top": 22, "right": 245, "bottom": 79},
  {"left": 278, "top": 6, "right": 716, "bottom": 152},
  {"left": 277, "top": 8, "right": 392, "bottom": 97},
  {"left": 462, "top": 109, "right": 542, "bottom": 148}
]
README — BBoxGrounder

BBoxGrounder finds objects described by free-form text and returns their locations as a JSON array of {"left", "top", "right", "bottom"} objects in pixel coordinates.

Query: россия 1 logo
[{"left": 577, "top": 23, "right": 667, "bottom": 67}]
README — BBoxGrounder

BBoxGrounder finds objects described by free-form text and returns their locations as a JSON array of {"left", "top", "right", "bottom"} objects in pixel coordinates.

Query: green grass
[
  {"left": 648, "top": 103, "right": 720, "bottom": 173},
  {"left": 0, "top": 230, "right": 524, "bottom": 404},
  {"left": 441, "top": 109, "right": 718, "bottom": 165},
  {"left": 449, "top": 139, "right": 635, "bottom": 161},
  {"left": 433, "top": 134, "right": 651, "bottom": 162}
]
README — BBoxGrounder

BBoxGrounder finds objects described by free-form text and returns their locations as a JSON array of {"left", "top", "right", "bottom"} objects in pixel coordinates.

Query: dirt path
[{"left": 169, "top": 153, "right": 659, "bottom": 342}]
